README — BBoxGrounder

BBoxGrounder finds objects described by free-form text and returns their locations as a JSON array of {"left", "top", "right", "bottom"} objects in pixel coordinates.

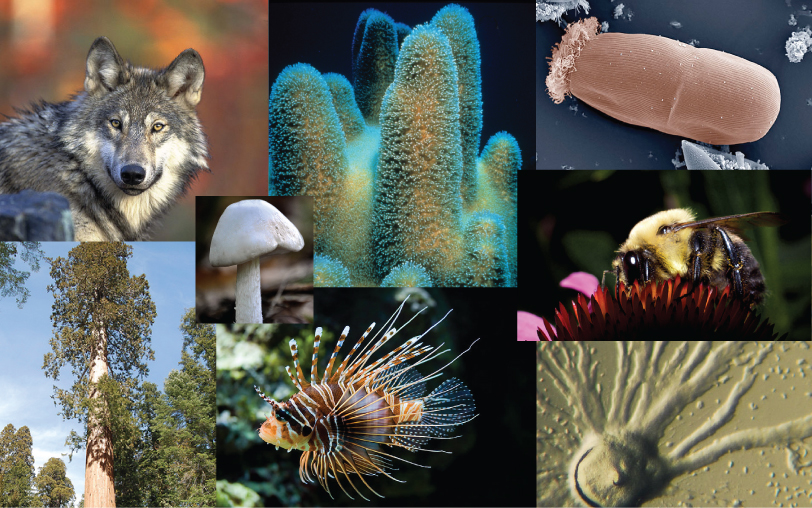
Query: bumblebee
[{"left": 607, "top": 209, "right": 787, "bottom": 305}]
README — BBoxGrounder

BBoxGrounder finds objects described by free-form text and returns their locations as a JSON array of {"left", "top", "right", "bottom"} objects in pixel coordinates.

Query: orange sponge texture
[{"left": 549, "top": 19, "right": 781, "bottom": 145}]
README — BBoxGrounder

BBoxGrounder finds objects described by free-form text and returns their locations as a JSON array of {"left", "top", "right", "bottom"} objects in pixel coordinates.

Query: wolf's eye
[
  {"left": 110, "top": 119, "right": 121, "bottom": 129},
  {"left": 152, "top": 123, "right": 165, "bottom": 132}
]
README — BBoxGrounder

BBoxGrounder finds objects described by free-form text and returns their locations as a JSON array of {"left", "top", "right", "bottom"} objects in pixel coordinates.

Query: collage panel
[
  {"left": 269, "top": 3, "right": 530, "bottom": 288},
  {"left": 536, "top": 0, "right": 811, "bottom": 169},
  {"left": 538, "top": 341, "right": 812, "bottom": 507},
  {"left": 0, "top": 1, "right": 268, "bottom": 506},
  {"left": 519, "top": 170, "right": 811, "bottom": 341},
  {"left": 216, "top": 287, "right": 534, "bottom": 507},
  {"left": 0, "top": 1, "right": 268, "bottom": 241},
  {"left": 0, "top": 241, "right": 215, "bottom": 506},
  {"left": 196, "top": 196, "right": 314, "bottom": 325}
]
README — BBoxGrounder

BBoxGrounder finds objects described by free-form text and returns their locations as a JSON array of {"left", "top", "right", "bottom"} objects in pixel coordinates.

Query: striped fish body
[{"left": 255, "top": 300, "right": 477, "bottom": 500}]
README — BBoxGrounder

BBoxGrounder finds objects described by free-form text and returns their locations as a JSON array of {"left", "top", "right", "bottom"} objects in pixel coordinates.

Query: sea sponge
[{"left": 546, "top": 17, "right": 781, "bottom": 145}]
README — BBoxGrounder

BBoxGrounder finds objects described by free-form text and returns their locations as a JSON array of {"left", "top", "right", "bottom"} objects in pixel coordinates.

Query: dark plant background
[
  {"left": 216, "top": 288, "right": 533, "bottom": 507},
  {"left": 519, "top": 170, "right": 811, "bottom": 339}
]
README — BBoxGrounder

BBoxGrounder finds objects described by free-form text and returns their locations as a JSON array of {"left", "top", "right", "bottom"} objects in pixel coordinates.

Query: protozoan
[{"left": 546, "top": 17, "right": 781, "bottom": 145}]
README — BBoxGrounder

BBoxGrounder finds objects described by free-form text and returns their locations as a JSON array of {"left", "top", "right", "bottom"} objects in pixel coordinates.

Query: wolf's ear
[
  {"left": 160, "top": 49, "right": 205, "bottom": 108},
  {"left": 85, "top": 37, "right": 129, "bottom": 96}
]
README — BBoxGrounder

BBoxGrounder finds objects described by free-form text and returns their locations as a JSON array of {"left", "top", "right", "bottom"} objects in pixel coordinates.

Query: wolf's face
[
  {"left": 84, "top": 38, "right": 208, "bottom": 198},
  {"left": 98, "top": 101, "right": 193, "bottom": 196}
]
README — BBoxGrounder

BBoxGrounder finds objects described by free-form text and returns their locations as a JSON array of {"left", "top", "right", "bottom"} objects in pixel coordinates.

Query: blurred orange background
[{"left": 0, "top": 0, "right": 269, "bottom": 240}]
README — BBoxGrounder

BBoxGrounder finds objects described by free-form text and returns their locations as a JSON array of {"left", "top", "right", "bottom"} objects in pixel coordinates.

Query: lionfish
[{"left": 254, "top": 299, "right": 477, "bottom": 500}]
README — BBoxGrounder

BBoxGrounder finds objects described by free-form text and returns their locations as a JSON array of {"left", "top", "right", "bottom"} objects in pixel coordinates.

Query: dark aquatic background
[
  {"left": 536, "top": 0, "right": 812, "bottom": 169},
  {"left": 269, "top": 3, "right": 534, "bottom": 170}
]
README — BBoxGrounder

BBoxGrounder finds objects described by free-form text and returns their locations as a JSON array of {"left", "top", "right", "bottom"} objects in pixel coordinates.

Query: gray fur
[{"left": 0, "top": 36, "right": 208, "bottom": 240}]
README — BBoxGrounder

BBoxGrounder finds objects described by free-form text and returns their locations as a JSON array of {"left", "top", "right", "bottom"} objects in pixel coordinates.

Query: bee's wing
[{"left": 670, "top": 212, "right": 788, "bottom": 239}]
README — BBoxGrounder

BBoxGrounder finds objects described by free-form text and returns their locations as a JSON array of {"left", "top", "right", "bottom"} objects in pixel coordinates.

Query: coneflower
[{"left": 537, "top": 276, "right": 784, "bottom": 340}]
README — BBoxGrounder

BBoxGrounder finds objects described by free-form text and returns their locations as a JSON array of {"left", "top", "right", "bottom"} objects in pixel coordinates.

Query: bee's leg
[
  {"left": 689, "top": 232, "right": 704, "bottom": 284},
  {"left": 641, "top": 257, "right": 651, "bottom": 283},
  {"left": 714, "top": 226, "right": 744, "bottom": 297}
]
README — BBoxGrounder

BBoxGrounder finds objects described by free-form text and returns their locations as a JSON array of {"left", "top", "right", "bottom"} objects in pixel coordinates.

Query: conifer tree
[
  {"left": 43, "top": 243, "right": 155, "bottom": 508},
  {"left": 0, "top": 242, "right": 43, "bottom": 309},
  {"left": 155, "top": 309, "right": 216, "bottom": 506},
  {"left": 34, "top": 458, "right": 75, "bottom": 508},
  {"left": 0, "top": 424, "right": 35, "bottom": 507}
]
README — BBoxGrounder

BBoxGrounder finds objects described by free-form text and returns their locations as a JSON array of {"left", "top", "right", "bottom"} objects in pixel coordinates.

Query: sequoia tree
[
  {"left": 34, "top": 458, "right": 75, "bottom": 508},
  {"left": 0, "top": 424, "right": 35, "bottom": 507},
  {"left": 43, "top": 243, "right": 155, "bottom": 508}
]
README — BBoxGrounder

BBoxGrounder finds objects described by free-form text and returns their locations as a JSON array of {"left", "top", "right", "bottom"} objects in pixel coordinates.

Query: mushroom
[{"left": 209, "top": 200, "right": 304, "bottom": 323}]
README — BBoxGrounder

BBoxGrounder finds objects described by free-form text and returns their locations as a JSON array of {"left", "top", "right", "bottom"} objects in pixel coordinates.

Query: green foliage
[
  {"left": 215, "top": 480, "right": 261, "bottom": 507},
  {"left": 216, "top": 324, "right": 317, "bottom": 506},
  {"left": 0, "top": 242, "right": 43, "bottom": 309},
  {"left": 43, "top": 242, "right": 156, "bottom": 430},
  {"left": 34, "top": 458, "right": 74, "bottom": 508},
  {"left": 0, "top": 424, "right": 35, "bottom": 507},
  {"left": 149, "top": 309, "right": 216, "bottom": 506},
  {"left": 109, "top": 310, "right": 215, "bottom": 507}
]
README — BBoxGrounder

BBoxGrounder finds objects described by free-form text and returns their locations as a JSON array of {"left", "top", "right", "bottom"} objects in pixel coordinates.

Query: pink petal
[
  {"left": 560, "top": 271, "right": 599, "bottom": 297},
  {"left": 518, "top": 311, "right": 546, "bottom": 341}
]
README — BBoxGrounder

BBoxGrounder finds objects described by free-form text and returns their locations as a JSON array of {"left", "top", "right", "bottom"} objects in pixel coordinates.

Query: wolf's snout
[{"left": 120, "top": 164, "right": 146, "bottom": 185}]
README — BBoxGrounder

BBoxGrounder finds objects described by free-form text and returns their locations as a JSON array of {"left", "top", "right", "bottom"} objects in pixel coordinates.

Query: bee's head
[
  {"left": 611, "top": 249, "right": 653, "bottom": 289},
  {"left": 258, "top": 400, "right": 313, "bottom": 450}
]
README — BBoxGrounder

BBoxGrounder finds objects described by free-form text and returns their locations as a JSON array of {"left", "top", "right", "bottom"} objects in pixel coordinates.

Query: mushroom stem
[{"left": 235, "top": 258, "right": 262, "bottom": 323}]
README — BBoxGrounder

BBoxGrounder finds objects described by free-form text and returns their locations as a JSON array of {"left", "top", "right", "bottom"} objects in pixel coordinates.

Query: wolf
[{"left": 0, "top": 37, "right": 208, "bottom": 240}]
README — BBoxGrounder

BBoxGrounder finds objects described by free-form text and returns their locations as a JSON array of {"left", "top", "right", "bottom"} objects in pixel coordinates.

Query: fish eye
[
  {"left": 275, "top": 409, "right": 288, "bottom": 422},
  {"left": 623, "top": 252, "right": 642, "bottom": 282}
]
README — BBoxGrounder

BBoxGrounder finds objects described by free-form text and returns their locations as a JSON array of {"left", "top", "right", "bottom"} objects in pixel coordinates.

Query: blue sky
[{"left": 0, "top": 242, "right": 197, "bottom": 506}]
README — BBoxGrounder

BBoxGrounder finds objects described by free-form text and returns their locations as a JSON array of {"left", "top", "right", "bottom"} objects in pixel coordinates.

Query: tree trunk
[{"left": 85, "top": 324, "right": 115, "bottom": 508}]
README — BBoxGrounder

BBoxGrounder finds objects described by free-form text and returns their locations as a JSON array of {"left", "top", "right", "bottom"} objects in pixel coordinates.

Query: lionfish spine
[{"left": 255, "top": 298, "right": 477, "bottom": 501}]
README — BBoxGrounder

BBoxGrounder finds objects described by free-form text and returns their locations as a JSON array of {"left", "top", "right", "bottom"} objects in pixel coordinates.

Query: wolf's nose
[{"left": 121, "top": 165, "right": 146, "bottom": 185}]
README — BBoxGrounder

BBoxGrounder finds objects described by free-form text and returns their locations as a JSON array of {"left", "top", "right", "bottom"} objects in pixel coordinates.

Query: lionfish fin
[
  {"left": 341, "top": 297, "right": 423, "bottom": 382},
  {"left": 254, "top": 385, "right": 275, "bottom": 405},
  {"left": 311, "top": 328, "right": 322, "bottom": 383},
  {"left": 390, "top": 377, "right": 476, "bottom": 451},
  {"left": 284, "top": 366, "right": 300, "bottom": 391},
  {"left": 322, "top": 326, "right": 349, "bottom": 381},
  {"left": 331, "top": 324, "right": 374, "bottom": 383},
  {"left": 343, "top": 327, "right": 397, "bottom": 381},
  {"left": 289, "top": 338, "right": 309, "bottom": 389}
]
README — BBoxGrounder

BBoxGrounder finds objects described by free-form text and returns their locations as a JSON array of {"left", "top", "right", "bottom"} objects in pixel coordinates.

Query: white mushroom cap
[{"left": 209, "top": 200, "right": 304, "bottom": 267}]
